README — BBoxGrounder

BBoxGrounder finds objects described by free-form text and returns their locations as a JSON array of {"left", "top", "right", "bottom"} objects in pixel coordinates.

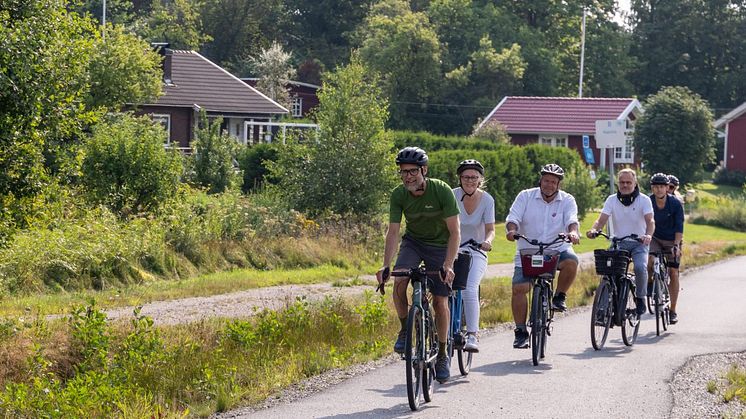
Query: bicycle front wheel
[
  {"left": 422, "top": 308, "right": 436, "bottom": 403},
  {"left": 590, "top": 279, "right": 612, "bottom": 350},
  {"left": 660, "top": 275, "right": 670, "bottom": 332},
  {"left": 653, "top": 273, "right": 663, "bottom": 336},
  {"left": 530, "top": 283, "right": 544, "bottom": 366},
  {"left": 621, "top": 279, "right": 640, "bottom": 346},
  {"left": 457, "top": 299, "right": 472, "bottom": 375},
  {"left": 405, "top": 306, "right": 424, "bottom": 411}
]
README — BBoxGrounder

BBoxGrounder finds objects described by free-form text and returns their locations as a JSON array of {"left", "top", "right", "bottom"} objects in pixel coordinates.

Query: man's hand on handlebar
[
  {"left": 586, "top": 229, "right": 599, "bottom": 239},
  {"left": 375, "top": 266, "right": 390, "bottom": 295},
  {"left": 441, "top": 266, "right": 455, "bottom": 287},
  {"left": 506, "top": 230, "right": 518, "bottom": 242},
  {"left": 567, "top": 231, "right": 580, "bottom": 245}
]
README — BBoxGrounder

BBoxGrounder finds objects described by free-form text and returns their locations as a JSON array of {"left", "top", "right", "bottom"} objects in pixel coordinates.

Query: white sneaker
[{"left": 464, "top": 333, "right": 479, "bottom": 353}]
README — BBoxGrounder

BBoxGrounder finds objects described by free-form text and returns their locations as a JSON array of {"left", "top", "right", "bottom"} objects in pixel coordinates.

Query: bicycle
[
  {"left": 589, "top": 232, "right": 643, "bottom": 350},
  {"left": 647, "top": 247, "right": 671, "bottom": 336},
  {"left": 387, "top": 267, "right": 441, "bottom": 411},
  {"left": 448, "top": 239, "right": 486, "bottom": 375},
  {"left": 514, "top": 233, "right": 569, "bottom": 366}
]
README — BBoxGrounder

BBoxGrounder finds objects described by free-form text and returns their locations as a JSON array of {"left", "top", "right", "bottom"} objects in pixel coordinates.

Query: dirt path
[{"left": 106, "top": 252, "right": 596, "bottom": 325}]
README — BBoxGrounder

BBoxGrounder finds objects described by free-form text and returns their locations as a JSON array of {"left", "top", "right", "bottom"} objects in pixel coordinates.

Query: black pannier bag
[{"left": 452, "top": 249, "right": 472, "bottom": 290}]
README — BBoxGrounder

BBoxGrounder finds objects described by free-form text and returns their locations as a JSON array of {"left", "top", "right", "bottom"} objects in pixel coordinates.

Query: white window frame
[
  {"left": 538, "top": 135, "right": 568, "bottom": 148},
  {"left": 614, "top": 138, "right": 635, "bottom": 163},
  {"left": 291, "top": 96, "right": 303, "bottom": 117},
  {"left": 151, "top": 114, "right": 171, "bottom": 145}
]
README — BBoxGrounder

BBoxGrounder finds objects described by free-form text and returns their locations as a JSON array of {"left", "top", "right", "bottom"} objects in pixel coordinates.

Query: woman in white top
[{"left": 453, "top": 159, "right": 496, "bottom": 352}]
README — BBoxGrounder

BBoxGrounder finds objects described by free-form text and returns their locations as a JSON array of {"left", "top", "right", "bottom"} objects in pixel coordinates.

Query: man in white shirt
[
  {"left": 586, "top": 168, "right": 655, "bottom": 317},
  {"left": 505, "top": 164, "right": 581, "bottom": 349}
]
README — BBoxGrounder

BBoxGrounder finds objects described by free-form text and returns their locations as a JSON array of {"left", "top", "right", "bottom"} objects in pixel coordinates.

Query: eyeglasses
[
  {"left": 399, "top": 168, "right": 421, "bottom": 177},
  {"left": 460, "top": 175, "right": 480, "bottom": 182}
]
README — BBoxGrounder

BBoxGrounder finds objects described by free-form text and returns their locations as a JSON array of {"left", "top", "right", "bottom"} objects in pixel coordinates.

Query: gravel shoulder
[{"left": 671, "top": 351, "right": 746, "bottom": 418}]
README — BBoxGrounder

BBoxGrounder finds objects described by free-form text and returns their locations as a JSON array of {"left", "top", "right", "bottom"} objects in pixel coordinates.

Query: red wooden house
[
  {"left": 714, "top": 102, "right": 746, "bottom": 172},
  {"left": 241, "top": 78, "right": 321, "bottom": 118},
  {"left": 132, "top": 48, "right": 288, "bottom": 151},
  {"left": 478, "top": 96, "right": 643, "bottom": 168}
]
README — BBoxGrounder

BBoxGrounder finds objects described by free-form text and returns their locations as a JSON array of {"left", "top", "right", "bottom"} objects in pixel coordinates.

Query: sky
[{"left": 614, "top": 0, "right": 631, "bottom": 26}]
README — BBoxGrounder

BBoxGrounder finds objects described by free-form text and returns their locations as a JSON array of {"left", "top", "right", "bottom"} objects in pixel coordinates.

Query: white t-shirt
[
  {"left": 506, "top": 187, "right": 578, "bottom": 266},
  {"left": 453, "top": 188, "right": 496, "bottom": 244},
  {"left": 600, "top": 193, "right": 654, "bottom": 237}
]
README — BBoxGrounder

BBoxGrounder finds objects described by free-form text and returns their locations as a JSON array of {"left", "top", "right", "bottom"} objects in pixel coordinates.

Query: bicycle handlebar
[
  {"left": 514, "top": 233, "right": 570, "bottom": 247},
  {"left": 376, "top": 266, "right": 444, "bottom": 295},
  {"left": 588, "top": 231, "right": 643, "bottom": 244}
]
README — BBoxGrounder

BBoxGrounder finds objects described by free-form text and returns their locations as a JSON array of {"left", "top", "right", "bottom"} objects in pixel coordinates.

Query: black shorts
[
  {"left": 394, "top": 235, "right": 450, "bottom": 297},
  {"left": 650, "top": 237, "right": 681, "bottom": 269}
]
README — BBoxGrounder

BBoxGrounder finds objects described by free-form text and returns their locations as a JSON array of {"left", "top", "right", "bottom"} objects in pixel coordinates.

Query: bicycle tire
[
  {"left": 422, "top": 308, "right": 436, "bottom": 403},
  {"left": 653, "top": 273, "right": 662, "bottom": 336},
  {"left": 621, "top": 279, "right": 640, "bottom": 346},
  {"left": 590, "top": 279, "right": 612, "bottom": 350},
  {"left": 660, "top": 274, "right": 670, "bottom": 332},
  {"left": 530, "top": 283, "right": 544, "bottom": 366},
  {"left": 457, "top": 298, "right": 472, "bottom": 375},
  {"left": 405, "top": 306, "right": 423, "bottom": 411}
]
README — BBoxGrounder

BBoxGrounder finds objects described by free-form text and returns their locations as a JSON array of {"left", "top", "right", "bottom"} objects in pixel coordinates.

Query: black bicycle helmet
[
  {"left": 539, "top": 163, "right": 565, "bottom": 180},
  {"left": 395, "top": 147, "right": 429, "bottom": 166},
  {"left": 650, "top": 173, "right": 670, "bottom": 186},
  {"left": 457, "top": 159, "right": 484, "bottom": 175},
  {"left": 668, "top": 175, "right": 680, "bottom": 186}
]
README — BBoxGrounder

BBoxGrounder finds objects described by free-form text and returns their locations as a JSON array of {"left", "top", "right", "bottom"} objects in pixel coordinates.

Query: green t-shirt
[{"left": 389, "top": 178, "right": 460, "bottom": 247}]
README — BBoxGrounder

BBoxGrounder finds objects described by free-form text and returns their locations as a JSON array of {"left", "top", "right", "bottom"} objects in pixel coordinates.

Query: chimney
[{"left": 151, "top": 42, "right": 172, "bottom": 85}]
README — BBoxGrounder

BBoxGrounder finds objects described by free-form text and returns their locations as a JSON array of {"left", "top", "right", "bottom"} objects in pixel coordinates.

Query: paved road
[{"left": 242, "top": 256, "right": 746, "bottom": 418}]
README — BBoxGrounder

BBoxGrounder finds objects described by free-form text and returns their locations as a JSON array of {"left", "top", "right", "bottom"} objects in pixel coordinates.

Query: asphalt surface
[{"left": 241, "top": 256, "right": 746, "bottom": 418}]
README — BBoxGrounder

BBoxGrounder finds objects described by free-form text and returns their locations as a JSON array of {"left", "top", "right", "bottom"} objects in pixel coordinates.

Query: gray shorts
[
  {"left": 512, "top": 248, "right": 579, "bottom": 285},
  {"left": 394, "top": 235, "right": 450, "bottom": 297}
]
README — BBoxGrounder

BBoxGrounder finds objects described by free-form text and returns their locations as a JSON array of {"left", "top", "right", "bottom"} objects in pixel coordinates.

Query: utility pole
[
  {"left": 578, "top": 7, "right": 586, "bottom": 97},
  {"left": 102, "top": 0, "right": 106, "bottom": 41}
]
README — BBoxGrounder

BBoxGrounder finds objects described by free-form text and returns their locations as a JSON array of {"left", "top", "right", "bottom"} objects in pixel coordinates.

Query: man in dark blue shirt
[{"left": 648, "top": 173, "right": 685, "bottom": 323}]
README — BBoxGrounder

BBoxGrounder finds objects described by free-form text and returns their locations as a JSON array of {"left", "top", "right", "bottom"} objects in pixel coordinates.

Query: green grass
[
  {"left": 0, "top": 262, "right": 377, "bottom": 318},
  {"left": 692, "top": 181, "right": 744, "bottom": 199}
]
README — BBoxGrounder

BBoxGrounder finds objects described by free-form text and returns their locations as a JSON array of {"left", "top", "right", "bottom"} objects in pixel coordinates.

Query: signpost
[{"left": 595, "top": 119, "right": 631, "bottom": 237}]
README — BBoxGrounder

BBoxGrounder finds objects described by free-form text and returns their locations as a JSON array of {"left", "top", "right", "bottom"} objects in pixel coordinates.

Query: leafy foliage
[
  {"left": 634, "top": 86, "right": 715, "bottom": 186},
  {"left": 81, "top": 114, "right": 183, "bottom": 217},
  {"left": 237, "top": 143, "right": 279, "bottom": 193},
  {"left": 188, "top": 112, "right": 239, "bottom": 194},
  {"left": 275, "top": 56, "right": 396, "bottom": 215},
  {"left": 249, "top": 42, "right": 296, "bottom": 110}
]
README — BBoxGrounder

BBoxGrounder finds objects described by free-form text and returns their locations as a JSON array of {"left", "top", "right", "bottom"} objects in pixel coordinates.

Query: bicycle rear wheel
[
  {"left": 421, "top": 309, "right": 436, "bottom": 403},
  {"left": 590, "top": 279, "right": 612, "bottom": 350},
  {"left": 405, "top": 306, "right": 424, "bottom": 411},
  {"left": 457, "top": 298, "right": 472, "bottom": 375},
  {"left": 621, "top": 279, "right": 640, "bottom": 346},
  {"left": 530, "top": 283, "right": 544, "bottom": 366}
]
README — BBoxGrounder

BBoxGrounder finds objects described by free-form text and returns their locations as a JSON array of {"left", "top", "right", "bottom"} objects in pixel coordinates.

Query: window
[
  {"left": 539, "top": 135, "right": 568, "bottom": 147},
  {"left": 151, "top": 114, "right": 171, "bottom": 144},
  {"left": 291, "top": 96, "right": 303, "bottom": 117},
  {"left": 614, "top": 138, "right": 635, "bottom": 163}
]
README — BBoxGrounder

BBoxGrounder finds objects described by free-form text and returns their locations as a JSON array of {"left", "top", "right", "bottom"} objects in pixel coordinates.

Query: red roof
[{"left": 481, "top": 96, "right": 641, "bottom": 135}]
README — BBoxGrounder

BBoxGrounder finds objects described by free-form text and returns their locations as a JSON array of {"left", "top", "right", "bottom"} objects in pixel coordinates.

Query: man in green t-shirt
[{"left": 376, "top": 146, "right": 461, "bottom": 383}]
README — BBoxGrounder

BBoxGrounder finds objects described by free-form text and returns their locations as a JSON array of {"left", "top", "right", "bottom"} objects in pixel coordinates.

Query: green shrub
[
  {"left": 392, "top": 130, "right": 501, "bottom": 152},
  {"left": 562, "top": 166, "right": 604, "bottom": 219},
  {"left": 237, "top": 143, "right": 279, "bottom": 193},
  {"left": 690, "top": 196, "right": 746, "bottom": 232},
  {"left": 189, "top": 111, "right": 240, "bottom": 194},
  {"left": 81, "top": 114, "right": 183, "bottom": 217},
  {"left": 713, "top": 165, "right": 746, "bottom": 187},
  {"left": 471, "top": 120, "right": 510, "bottom": 144}
]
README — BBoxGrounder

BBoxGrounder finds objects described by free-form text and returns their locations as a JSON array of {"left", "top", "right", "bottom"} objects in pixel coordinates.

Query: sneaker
[
  {"left": 551, "top": 293, "right": 567, "bottom": 312},
  {"left": 635, "top": 297, "right": 647, "bottom": 316},
  {"left": 464, "top": 333, "right": 479, "bottom": 353},
  {"left": 393, "top": 329, "right": 407, "bottom": 354},
  {"left": 513, "top": 329, "right": 529, "bottom": 349},
  {"left": 669, "top": 311, "right": 678, "bottom": 324},
  {"left": 435, "top": 355, "right": 450, "bottom": 382}
]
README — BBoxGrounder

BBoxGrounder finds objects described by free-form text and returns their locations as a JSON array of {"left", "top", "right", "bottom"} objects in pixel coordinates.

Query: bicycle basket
[
  {"left": 593, "top": 249, "right": 631, "bottom": 277},
  {"left": 520, "top": 249, "right": 560, "bottom": 277},
  {"left": 452, "top": 249, "right": 472, "bottom": 290}
]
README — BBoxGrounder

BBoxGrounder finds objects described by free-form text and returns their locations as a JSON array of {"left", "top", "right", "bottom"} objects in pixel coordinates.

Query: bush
[
  {"left": 392, "top": 130, "right": 502, "bottom": 152},
  {"left": 81, "top": 114, "right": 183, "bottom": 217},
  {"left": 562, "top": 166, "right": 604, "bottom": 219},
  {"left": 189, "top": 111, "right": 240, "bottom": 194},
  {"left": 237, "top": 143, "right": 279, "bottom": 193},
  {"left": 471, "top": 120, "right": 510, "bottom": 144},
  {"left": 713, "top": 165, "right": 746, "bottom": 187}
]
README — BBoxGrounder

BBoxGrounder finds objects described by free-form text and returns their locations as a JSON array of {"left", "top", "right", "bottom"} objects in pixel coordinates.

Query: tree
[
  {"left": 134, "top": 0, "right": 211, "bottom": 50},
  {"left": 250, "top": 42, "right": 296, "bottom": 110},
  {"left": 81, "top": 114, "right": 183, "bottom": 217},
  {"left": 274, "top": 56, "right": 396, "bottom": 215},
  {"left": 634, "top": 86, "right": 715, "bottom": 186},
  {"left": 357, "top": 0, "right": 442, "bottom": 129},
  {"left": 189, "top": 111, "right": 239, "bottom": 194}
]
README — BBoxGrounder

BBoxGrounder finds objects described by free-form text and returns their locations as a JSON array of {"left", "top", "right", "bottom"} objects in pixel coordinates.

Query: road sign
[
  {"left": 583, "top": 147, "right": 595, "bottom": 164},
  {"left": 582, "top": 135, "right": 590, "bottom": 148},
  {"left": 595, "top": 119, "right": 628, "bottom": 148}
]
